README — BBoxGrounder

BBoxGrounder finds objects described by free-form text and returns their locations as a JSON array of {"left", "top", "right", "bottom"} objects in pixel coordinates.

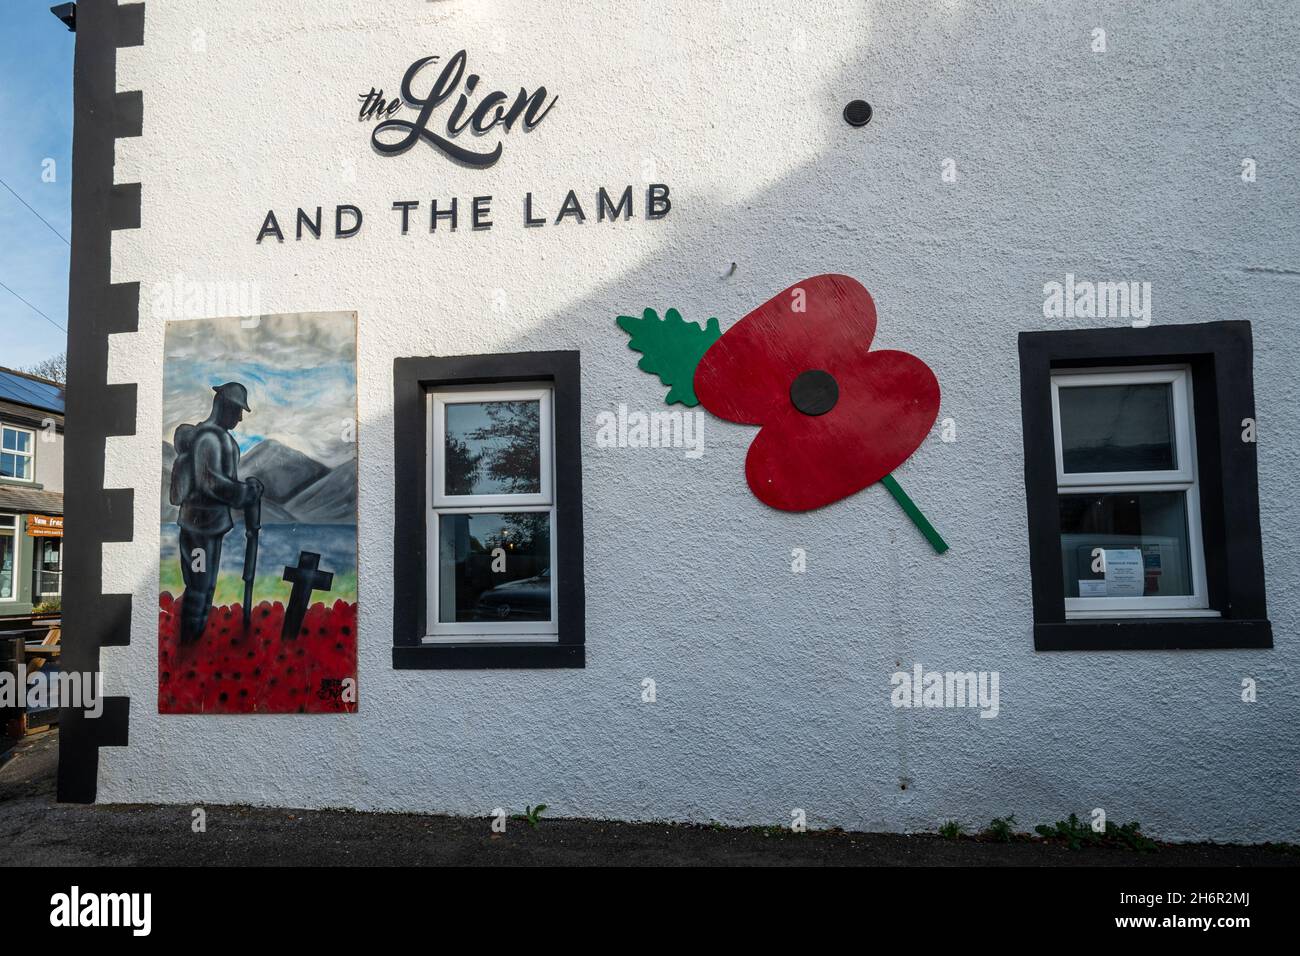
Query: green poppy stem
[{"left": 880, "top": 473, "right": 949, "bottom": 554}]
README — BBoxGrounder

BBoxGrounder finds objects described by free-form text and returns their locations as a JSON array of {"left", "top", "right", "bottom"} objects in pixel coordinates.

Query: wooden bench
[
  {"left": 1, "top": 627, "right": 62, "bottom": 737},
  {"left": 24, "top": 626, "right": 61, "bottom": 670}
]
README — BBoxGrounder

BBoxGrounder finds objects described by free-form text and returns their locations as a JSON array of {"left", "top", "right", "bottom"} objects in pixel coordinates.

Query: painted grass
[{"left": 159, "top": 567, "right": 358, "bottom": 606}]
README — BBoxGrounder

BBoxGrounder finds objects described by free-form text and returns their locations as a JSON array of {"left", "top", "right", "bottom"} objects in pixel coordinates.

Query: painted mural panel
[{"left": 158, "top": 313, "right": 358, "bottom": 714}]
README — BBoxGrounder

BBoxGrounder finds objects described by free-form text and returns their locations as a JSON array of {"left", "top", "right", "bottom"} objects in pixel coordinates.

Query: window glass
[
  {"left": 2, "top": 428, "right": 30, "bottom": 452},
  {"left": 437, "top": 512, "right": 551, "bottom": 623},
  {"left": 0, "top": 516, "right": 14, "bottom": 599},
  {"left": 1058, "top": 382, "right": 1175, "bottom": 473},
  {"left": 0, "top": 427, "right": 32, "bottom": 479},
  {"left": 1059, "top": 491, "right": 1193, "bottom": 598},
  {"left": 38, "top": 537, "right": 61, "bottom": 595},
  {"left": 443, "top": 400, "right": 541, "bottom": 496}
]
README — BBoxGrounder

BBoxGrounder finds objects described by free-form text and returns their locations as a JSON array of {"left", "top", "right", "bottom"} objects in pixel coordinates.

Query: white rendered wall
[
  {"left": 99, "top": 0, "right": 1300, "bottom": 840},
  {"left": 35, "top": 429, "right": 63, "bottom": 493}
]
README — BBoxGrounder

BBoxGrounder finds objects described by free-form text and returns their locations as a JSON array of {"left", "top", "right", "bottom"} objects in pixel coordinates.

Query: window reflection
[
  {"left": 1058, "top": 383, "right": 1175, "bottom": 473},
  {"left": 444, "top": 400, "right": 541, "bottom": 495},
  {"left": 438, "top": 512, "right": 551, "bottom": 622},
  {"left": 1059, "top": 491, "right": 1192, "bottom": 597}
]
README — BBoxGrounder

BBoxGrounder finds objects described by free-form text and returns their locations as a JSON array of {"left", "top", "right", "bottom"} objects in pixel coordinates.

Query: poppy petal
[
  {"left": 743, "top": 350, "right": 940, "bottom": 511},
  {"left": 695, "top": 274, "right": 877, "bottom": 424}
]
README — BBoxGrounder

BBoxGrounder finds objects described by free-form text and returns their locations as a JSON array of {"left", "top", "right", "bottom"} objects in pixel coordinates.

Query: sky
[
  {"left": 0, "top": 2, "right": 74, "bottom": 372},
  {"left": 161, "top": 313, "right": 358, "bottom": 468}
]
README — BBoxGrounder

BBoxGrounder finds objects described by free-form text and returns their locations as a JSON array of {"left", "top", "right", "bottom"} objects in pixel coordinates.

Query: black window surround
[
  {"left": 392, "top": 351, "right": 584, "bottom": 668},
  {"left": 1018, "top": 321, "right": 1272, "bottom": 651}
]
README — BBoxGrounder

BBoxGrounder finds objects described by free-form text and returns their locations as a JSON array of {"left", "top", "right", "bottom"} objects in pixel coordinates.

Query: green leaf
[{"left": 616, "top": 307, "right": 721, "bottom": 407}]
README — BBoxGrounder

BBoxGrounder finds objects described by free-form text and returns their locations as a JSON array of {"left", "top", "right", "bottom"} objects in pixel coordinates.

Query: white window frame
[
  {"left": 1051, "top": 365, "right": 1213, "bottom": 619},
  {"left": 0, "top": 424, "right": 35, "bottom": 482},
  {"left": 425, "top": 385, "right": 558, "bottom": 642},
  {"left": 0, "top": 512, "right": 18, "bottom": 602},
  {"left": 37, "top": 535, "right": 62, "bottom": 597}
]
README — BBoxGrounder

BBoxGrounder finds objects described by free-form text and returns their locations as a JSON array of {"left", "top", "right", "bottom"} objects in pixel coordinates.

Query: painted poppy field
[{"left": 159, "top": 592, "right": 357, "bottom": 714}]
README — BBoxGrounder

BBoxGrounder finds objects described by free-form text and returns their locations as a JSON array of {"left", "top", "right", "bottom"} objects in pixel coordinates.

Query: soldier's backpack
[{"left": 169, "top": 423, "right": 197, "bottom": 506}]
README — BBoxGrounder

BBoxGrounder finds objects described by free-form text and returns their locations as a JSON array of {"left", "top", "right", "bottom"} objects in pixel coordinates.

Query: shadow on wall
[{"left": 122, "top": 1, "right": 1299, "bottom": 842}]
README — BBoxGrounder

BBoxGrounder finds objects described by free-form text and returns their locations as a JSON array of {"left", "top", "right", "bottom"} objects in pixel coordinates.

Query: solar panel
[{"left": 0, "top": 369, "right": 64, "bottom": 412}]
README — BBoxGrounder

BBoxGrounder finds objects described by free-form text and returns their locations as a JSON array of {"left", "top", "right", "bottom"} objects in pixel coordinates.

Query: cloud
[{"left": 162, "top": 313, "right": 357, "bottom": 466}]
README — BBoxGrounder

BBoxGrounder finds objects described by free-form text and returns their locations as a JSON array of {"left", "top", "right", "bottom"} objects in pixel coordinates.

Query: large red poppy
[{"left": 693, "top": 274, "right": 939, "bottom": 512}]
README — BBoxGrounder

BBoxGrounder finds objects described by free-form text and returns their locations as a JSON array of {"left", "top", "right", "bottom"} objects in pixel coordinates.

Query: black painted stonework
[
  {"left": 392, "top": 351, "right": 585, "bottom": 669},
  {"left": 1018, "top": 321, "right": 1272, "bottom": 652},
  {"left": 60, "top": 0, "right": 145, "bottom": 802}
]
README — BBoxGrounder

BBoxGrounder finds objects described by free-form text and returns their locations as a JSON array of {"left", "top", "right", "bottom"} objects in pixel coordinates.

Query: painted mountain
[{"left": 160, "top": 437, "right": 356, "bottom": 525}]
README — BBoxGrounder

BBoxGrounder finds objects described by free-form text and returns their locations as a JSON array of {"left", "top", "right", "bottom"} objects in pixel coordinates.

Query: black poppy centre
[{"left": 790, "top": 369, "right": 839, "bottom": 416}]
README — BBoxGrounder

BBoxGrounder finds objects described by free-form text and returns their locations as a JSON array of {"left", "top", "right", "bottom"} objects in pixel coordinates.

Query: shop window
[
  {"left": 1, "top": 425, "right": 34, "bottom": 481},
  {"left": 1019, "top": 322, "right": 1271, "bottom": 650},
  {"left": 392, "top": 352, "right": 584, "bottom": 668},
  {"left": 0, "top": 513, "right": 15, "bottom": 600},
  {"left": 37, "top": 536, "right": 62, "bottom": 597}
]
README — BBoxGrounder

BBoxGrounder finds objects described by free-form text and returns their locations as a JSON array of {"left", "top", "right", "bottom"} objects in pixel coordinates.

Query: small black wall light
[
  {"left": 50, "top": 3, "right": 76, "bottom": 31},
  {"left": 843, "top": 99, "right": 872, "bottom": 127}
]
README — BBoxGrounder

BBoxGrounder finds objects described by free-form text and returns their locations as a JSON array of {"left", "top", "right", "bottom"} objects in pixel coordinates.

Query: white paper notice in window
[{"left": 1102, "top": 548, "right": 1144, "bottom": 597}]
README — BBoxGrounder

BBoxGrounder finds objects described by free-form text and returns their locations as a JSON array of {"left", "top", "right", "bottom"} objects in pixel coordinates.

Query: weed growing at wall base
[{"left": 1035, "top": 814, "right": 1157, "bottom": 851}]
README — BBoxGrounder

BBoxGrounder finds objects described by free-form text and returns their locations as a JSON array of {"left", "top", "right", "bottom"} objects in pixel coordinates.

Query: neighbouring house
[
  {"left": 0, "top": 367, "right": 64, "bottom": 631},
  {"left": 56, "top": 0, "right": 1297, "bottom": 845}
]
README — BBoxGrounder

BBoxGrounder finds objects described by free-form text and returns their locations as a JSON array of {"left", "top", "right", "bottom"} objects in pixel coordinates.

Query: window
[
  {"left": 0, "top": 513, "right": 15, "bottom": 600},
  {"left": 37, "top": 536, "right": 62, "bottom": 596},
  {"left": 392, "top": 351, "right": 584, "bottom": 668},
  {"left": 1, "top": 425, "right": 34, "bottom": 481},
  {"left": 428, "top": 386, "right": 556, "bottom": 640},
  {"left": 1053, "top": 367, "right": 1210, "bottom": 618},
  {"left": 1019, "top": 321, "right": 1271, "bottom": 650}
]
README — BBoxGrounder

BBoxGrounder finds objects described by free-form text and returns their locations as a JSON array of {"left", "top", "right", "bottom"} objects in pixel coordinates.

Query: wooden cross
[{"left": 281, "top": 551, "right": 334, "bottom": 640}]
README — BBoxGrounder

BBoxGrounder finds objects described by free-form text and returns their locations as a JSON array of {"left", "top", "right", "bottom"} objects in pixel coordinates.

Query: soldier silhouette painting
[
  {"left": 158, "top": 311, "right": 357, "bottom": 714},
  {"left": 170, "top": 382, "right": 264, "bottom": 643}
]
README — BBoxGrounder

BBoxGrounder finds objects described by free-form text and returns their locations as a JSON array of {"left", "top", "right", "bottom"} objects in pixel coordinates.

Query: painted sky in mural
[{"left": 160, "top": 313, "right": 357, "bottom": 467}]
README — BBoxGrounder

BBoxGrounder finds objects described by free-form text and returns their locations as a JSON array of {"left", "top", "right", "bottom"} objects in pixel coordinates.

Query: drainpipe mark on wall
[
  {"left": 1242, "top": 266, "right": 1300, "bottom": 276},
  {"left": 887, "top": 524, "right": 913, "bottom": 800}
]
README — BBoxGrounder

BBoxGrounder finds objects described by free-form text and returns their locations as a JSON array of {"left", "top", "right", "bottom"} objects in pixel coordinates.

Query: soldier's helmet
[{"left": 212, "top": 382, "right": 251, "bottom": 412}]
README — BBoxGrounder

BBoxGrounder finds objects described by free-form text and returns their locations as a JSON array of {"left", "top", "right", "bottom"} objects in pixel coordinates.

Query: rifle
[{"left": 242, "top": 478, "right": 263, "bottom": 632}]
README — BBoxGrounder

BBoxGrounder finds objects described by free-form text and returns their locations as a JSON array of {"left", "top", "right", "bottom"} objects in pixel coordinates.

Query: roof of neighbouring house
[
  {"left": 0, "top": 368, "right": 65, "bottom": 414},
  {"left": 0, "top": 486, "right": 63, "bottom": 516}
]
